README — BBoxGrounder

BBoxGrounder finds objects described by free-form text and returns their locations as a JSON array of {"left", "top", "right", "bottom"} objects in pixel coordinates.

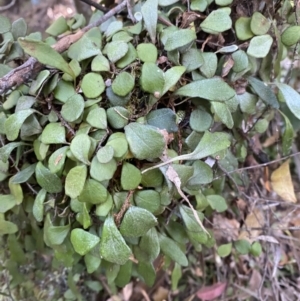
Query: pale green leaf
[
  {"left": 33, "top": 188, "right": 47, "bottom": 222},
  {"left": 5, "top": 109, "right": 35, "bottom": 141},
  {"left": 124, "top": 123, "right": 165, "bottom": 160},
  {"left": 175, "top": 78, "right": 235, "bottom": 101},
  {"left": 41, "top": 122, "right": 66, "bottom": 144},
  {"left": 65, "top": 165, "right": 87, "bottom": 199},
  {"left": 200, "top": 8, "right": 232, "bottom": 34},
  {"left": 141, "top": 0, "right": 158, "bottom": 44},
  {"left": 71, "top": 229, "right": 100, "bottom": 256},
  {"left": 70, "top": 134, "right": 91, "bottom": 165}
]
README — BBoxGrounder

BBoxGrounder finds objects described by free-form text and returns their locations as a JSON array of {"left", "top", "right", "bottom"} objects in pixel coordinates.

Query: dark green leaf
[
  {"left": 100, "top": 216, "right": 132, "bottom": 265},
  {"left": 35, "top": 162, "right": 63, "bottom": 193},
  {"left": 120, "top": 206, "right": 157, "bottom": 237}
]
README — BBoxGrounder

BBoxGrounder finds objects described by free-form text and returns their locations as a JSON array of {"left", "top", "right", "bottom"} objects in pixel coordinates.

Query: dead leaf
[
  {"left": 152, "top": 286, "right": 169, "bottom": 301},
  {"left": 196, "top": 282, "right": 227, "bottom": 300},
  {"left": 271, "top": 160, "right": 297, "bottom": 203},
  {"left": 213, "top": 214, "right": 240, "bottom": 242},
  {"left": 238, "top": 209, "right": 264, "bottom": 242}
]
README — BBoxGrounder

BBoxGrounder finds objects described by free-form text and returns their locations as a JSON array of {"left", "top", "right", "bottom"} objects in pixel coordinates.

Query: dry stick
[
  {"left": 0, "top": 0, "right": 127, "bottom": 95},
  {"left": 79, "top": 0, "right": 108, "bottom": 12}
]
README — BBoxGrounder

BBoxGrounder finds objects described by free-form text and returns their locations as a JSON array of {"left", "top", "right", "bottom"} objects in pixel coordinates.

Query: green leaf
[
  {"left": 212, "top": 101, "right": 234, "bottom": 129},
  {"left": 100, "top": 216, "right": 132, "bottom": 265},
  {"left": 200, "top": 8, "right": 232, "bottom": 34},
  {"left": 141, "top": 0, "right": 158, "bottom": 44},
  {"left": 165, "top": 29, "right": 197, "bottom": 51},
  {"left": 191, "top": 0, "right": 208, "bottom": 12},
  {"left": 107, "top": 106, "right": 129, "bottom": 129},
  {"left": 140, "top": 62, "right": 165, "bottom": 95},
  {"left": 33, "top": 188, "right": 47, "bottom": 222},
  {"left": 179, "top": 205, "right": 205, "bottom": 234},
  {"left": 104, "top": 41, "right": 128, "bottom": 63},
  {"left": 134, "top": 190, "right": 161, "bottom": 213},
  {"left": 207, "top": 195, "right": 228, "bottom": 212},
  {"left": 12, "top": 18, "right": 27, "bottom": 40},
  {"left": 11, "top": 164, "right": 36, "bottom": 184},
  {"left": 217, "top": 243, "right": 232, "bottom": 257},
  {"left": 70, "top": 134, "right": 91, "bottom": 165},
  {"left": 234, "top": 239, "right": 251, "bottom": 255},
  {"left": 48, "top": 146, "right": 69, "bottom": 174},
  {"left": 163, "top": 66, "right": 186, "bottom": 95},
  {"left": 78, "top": 178, "right": 108, "bottom": 204},
  {"left": 186, "top": 160, "right": 213, "bottom": 189},
  {"left": 137, "top": 43, "right": 158, "bottom": 63},
  {"left": 171, "top": 263, "right": 182, "bottom": 291},
  {"left": 46, "top": 16, "right": 68, "bottom": 36},
  {"left": 41, "top": 122, "right": 66, "bottom": 144},
  {"left": 86, "top": 107, "right": 107, "bottom": 129},
  {"left": 120, "top": 206, "right": 157, "bottom": 237},
  {"left": 53, "top": 80, "right": 76, "bottom": 103},
  {"left": 0, "top": 15, "right": 11, "bottom": 34},
  {"left": 0, "top": 142, "right": 28, "bottom": 163},
  {"left": 90, "top": 157, "right": 117, "bottom": 182},
  {"left": 91, "top": 54, "right": 110, "bottom": 72},
  {"left": 124, "top": 123, "right": 165, "bottom": 160},
  {"left": 106, "top": 132, "right": 128, "bottom": 159},
  {"left": 68, "top": 28, "right": 101, "bottom": 61},
  {"left": 146, "top": 108, "right": 178, "bottom": 133},
  {"left": 181, "top": 48, "right": 203, "bottom": 73},
  {"left": 116, "top": 42, "right": 137, "bottom": 68},
  {"left": 95, "top": 193, "right": 113, "bottom": 217},
  {"left": 18, "top": 38, "right": 74, "bottom": 77},
  {"left": 137, "top": 261, "right": 156, "bottom": 287},
  {"left": 112, "top": 72, "right": 135, "bottom": 97},
  {"left": 121, "top": 162, "right": 142, "bottom": 190},
  {"left": 250, "top": 241, "right": 262, "bottom": 257},
  {"left": 158, "top": 233, "right": 188, "bottom": 266},
  {"left": 281, "top": 25, "right": 300, "bottom": 47},
  {"left": 200, "top": 52, "right": 218, "bottom": 78},
  {"left": 248, "top": 77, "right": 279, "bottom": 108},
  {"left": 115, "top": 260, "right": 132, "bottom": 287},
  {"left": 96, "top": 145, "right": 114, "bottom": 163},
  {"left": 70, "top": 229, "right": 100, "bottom": 256},
  {"left": 5, "top": 109, "right": 35, "bottom": 141},
  {"left": 65, "top": 165, "right": 87, "bottom": 199},
  {"left": 0, "top": 220, "right": 18, "bottom": 235},
  {"left": 175, "top": 78, "right": 235, "bottom": 101},
  {"left": 250, "top": 12, "right": 271, "bottom": 36},
  {"left": 8, "top": 178, "right": 23, "bottom": 205},
  {"left": 35, "top": 162, "right": 63, "bottom": 193},
  {"left": 247, "top": 35, "right": 273, "bottom": 58},
  {"left": 47, "top": 224, "right": 70, "bottom": 245},
  {"left": 278, "top": 111, "right": 293, "bottom": 156},
  {"left": 0, "top": 195, "right": 16, "bottom": 213},
  {"left": 76, "top": 202, "right": 92, "bottom": 229},
  {"left": 84, "top": 253, "right": 101, "bottom": 274},
  {"left": 81, "top": 73, "right": 105, "bottom": 98},
  {"left": 158, "top": 0, "right": 180, "bottom": 6},
  {"left": 235, "top": 17, "right": 253, "bottom": 41},
  {"left": 136, "top": 228, "right": 160, "bottom": 262},
  {"left": 232, "top": 50, "right": 249, "bottom": 73},
  {"left": 277, "top": 83, "right": 300, "bottom": 120},
  {"left": 190, "top": 108, "right": 212, "bottom": 132},
  {"left": 61, "top": 94, "right": 85, "bottom": 123}
]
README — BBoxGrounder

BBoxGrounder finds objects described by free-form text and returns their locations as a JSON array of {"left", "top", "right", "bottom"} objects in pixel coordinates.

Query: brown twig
[
  {"left": 114, "top": 190, "right": 133, "bottom": 227},
  {"left": 0, "top": 0, "right": 127, "bottom": 95},
  {"left": 79, "top": 0, "right": 108, "bottom": 12}
]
